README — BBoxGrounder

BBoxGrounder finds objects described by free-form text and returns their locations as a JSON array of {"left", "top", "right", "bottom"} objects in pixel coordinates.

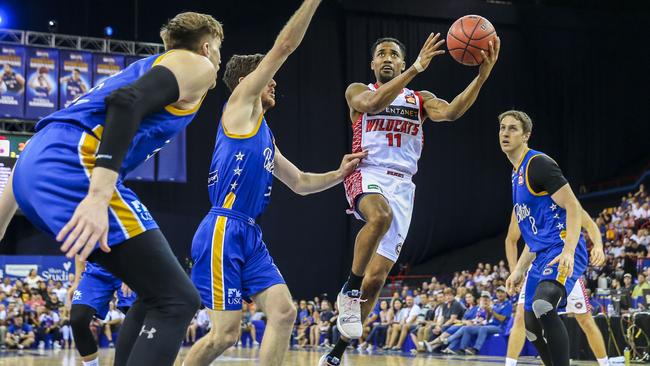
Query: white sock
[
  {"left": 597, "top": 357, "right": 610, "bottom": 366},
  {"left": 505, "top": 358, "right": 518, "bottom": 366},
  {"left": 82, "top": 359, "right": 99, "bottom": 366}
]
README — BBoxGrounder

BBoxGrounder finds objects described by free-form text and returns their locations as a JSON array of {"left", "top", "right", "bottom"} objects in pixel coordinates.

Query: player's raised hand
[
  {"left": 547, "top": 249, "right": 575, "bottom": 280},
  {"left": 338, "top": 150, "right": 368, "bottom": 178},
  {"left": 121, "top": 283, "right": 133, "bottom": 297},
  {"left": 590, "top": 245, "right": 606, "bottom": 267},
  {"left": 478, "top": 36, "right": 500, "bottom": 79},
  {"left": 505, "top": 270, "right": 524, "bottom": 296},
  {"left": 413, "top": 33, "right": 446, "bottom": 72},
  {"left": 57, "top": 195, "right": 111, "bottom": 260}
]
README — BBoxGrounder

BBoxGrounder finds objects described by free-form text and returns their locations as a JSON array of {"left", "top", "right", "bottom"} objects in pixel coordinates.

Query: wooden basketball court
[{"left": 0, "top": 347, "right": 601, "bottom": 365}]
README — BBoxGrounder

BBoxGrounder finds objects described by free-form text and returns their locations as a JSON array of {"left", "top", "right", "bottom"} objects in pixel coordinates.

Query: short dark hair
[
  {"left": 371, "top": 37, "right": 407, "bottom": 59},
  {"left": 498, "top": 110, "right": 533, "bottom": 135},
  {"left": 222, "top": 54, "right": 265, "bottom": 93}
]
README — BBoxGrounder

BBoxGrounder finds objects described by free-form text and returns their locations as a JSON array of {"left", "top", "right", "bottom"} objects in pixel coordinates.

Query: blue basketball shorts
[
  {"left": 524, "top": 240, "right": 588, "bottom": 312},
  {"left": 72, "top": 270, "right": 122, "bottom": 318},
  {"left": 12, "top": 122, "right": 158, "bottom": 248},
  {"left": 191, "top": 207, "right": 285, "bottom": 311}
]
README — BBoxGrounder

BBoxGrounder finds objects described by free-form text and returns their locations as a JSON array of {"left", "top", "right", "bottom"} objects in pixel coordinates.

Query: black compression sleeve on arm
[
  {"left": 527, "top": 155, "right": 568, "bottom": 195},
  {"left": 94, "top": 66, "right": 180, "bottom": 172}
]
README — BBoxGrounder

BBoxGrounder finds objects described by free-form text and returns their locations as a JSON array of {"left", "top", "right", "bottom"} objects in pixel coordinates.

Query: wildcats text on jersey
[{"left": 365, "top": 119, "right": 420, "bottom": 135}]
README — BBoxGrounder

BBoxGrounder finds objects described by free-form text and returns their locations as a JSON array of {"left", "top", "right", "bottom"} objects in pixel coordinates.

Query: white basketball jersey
[{"left": 352, "top": 84, "right": 425, "bottom": 176}]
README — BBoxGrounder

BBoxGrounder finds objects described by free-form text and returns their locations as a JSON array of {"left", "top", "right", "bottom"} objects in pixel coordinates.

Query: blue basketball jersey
[
  {"left": 36, "top": 50, "right": 204, "bottom": 177},
  {"left": 65, "top": 79, "right": 84, "bottom": 97},
  {"left": 208, "top": 112, "right": 275, "bottom": 219},
  {"left": 84, "top": 261, "right": 114, "bottom": 279},
  {"left": 511, "top": 148, "right": 584, "bottom": 253}
]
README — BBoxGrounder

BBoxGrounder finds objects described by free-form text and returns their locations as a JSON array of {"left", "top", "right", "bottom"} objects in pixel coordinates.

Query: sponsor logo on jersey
[
  {"left": 131, "top": 200, "right": 153, "bottom": 221},
  {"left": 405, "top": 94, "right": 416, "bottom": 105},
  {"left": 369, "top": 105, "right": 419, "bottom": 120},
  {"left": 263, "top": 147, "right": 274, "bottom": 173},
  {"left": 207, "top": 170, "right": 219, "bottom": 186},
  {"left": 518, "top": 172, "right": 524, "bottom": 186},
  {"left": 227, "top": 288, "right": 242, "bottom": 305},
  {"left": 367, "top": 184, "right": 382, "bottom": 192},
  {"left": 543, "top": 267, "right": 553, "bottom": 276},
  {"left": 72, "top": 290, "right": 82, "bottom": 301},
  {"left": 575, "top": 302, "right": 583, "bottom": 309},
  {"left": 396, "top": 243, "right": 403, "bottom": 256}
]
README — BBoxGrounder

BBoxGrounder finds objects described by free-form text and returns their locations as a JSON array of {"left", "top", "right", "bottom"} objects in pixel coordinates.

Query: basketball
[{"left": 447, "top": 15, "right": 497, "bottom": 66}]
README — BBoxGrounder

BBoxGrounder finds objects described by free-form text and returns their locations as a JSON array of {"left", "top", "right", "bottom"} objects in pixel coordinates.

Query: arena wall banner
[
  {"left": 0, "top": 45, "right": 26, "bottom": 118},
  {"left": 157, "top": 129, "right": 187, "bottom": 183},
  {"left": 59, "top": 51, "right": 92, "bottom": 108},
  {"left": 25, "top": 47, "right": 59, "bottom": 119},
  {"left": 125, "top": 157, "right": 155, "bottom": 181},
  {"left": 0, "top": 255, "right": 76, "bottom": 282},
  {"left": 92, "top": 54, "right": 125, "bottom": 86}
]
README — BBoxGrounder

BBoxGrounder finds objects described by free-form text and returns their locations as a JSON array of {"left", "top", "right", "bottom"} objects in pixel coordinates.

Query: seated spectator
[
  {"left": 356, "top": 304, "right": 378, "bottom": 350},
  {"left": 632, "top": 273, "right": 650, "bottom": 307},
  {"left": 314, "top": 300, "right": 334, "bottom": 348},
  {"left": 447, "top": 286, "right": 512, "bottom": 355},
  {"left": 58, "top": 306, "right": 73, "bottom": 349},
  {"left": 295, "top": 302, "right": 315, "bottom": 348},
  {"left": 362, "top": 299, "right": 391, "bottom": 350},
  {"left": 430, "top": 288, "right": 465, "bottom": 340},
  {"left": 385, "top": 295, "right": 420, "bottom": 350},
  {"left": 102, "top": 301, "right": 124, "bottom": 348},
  {"left": 5, "top": 316, "right": 35, "bottom": 350},
  {"left": 1, "top": 278, "right": 12, "bottom": 296},
  {"left": 426, "top": 292, "right": 484, "bottom": 352},
  {"left": 240, "top": 302, "right": 259, "bottom": 347},
  {"left": 23, "top": 270, "right": 43, "bottom": 290},
  {"left": 383, "top": 298, "right": 406, "bottom": 350},
  {"left": 35, "top": 305, "right": 61, "bottom": 349},
  {"left": 52, "top": 282, "right": 67, "bottom": 304}
]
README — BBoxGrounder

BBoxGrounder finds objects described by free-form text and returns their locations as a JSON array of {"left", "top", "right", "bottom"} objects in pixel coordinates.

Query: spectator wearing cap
[{"left": 454, "top": 286, "right": 512, "bottom": 355}]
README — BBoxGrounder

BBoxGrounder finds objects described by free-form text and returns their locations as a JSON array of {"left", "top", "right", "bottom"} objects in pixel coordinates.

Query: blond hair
[
  {"left": 498, "top": 110, "right": 533, "bottom": 134},
  {"left": 160, "top": 12, "right": 224, "bottom": 51}
]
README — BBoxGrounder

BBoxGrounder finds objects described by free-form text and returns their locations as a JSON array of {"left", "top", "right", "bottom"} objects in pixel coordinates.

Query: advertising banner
[
  {"left": 92, "top": 54, "right": 125, "bottom": 86},
  {"left": 0, "top": 45, "right": 26, "bottom": 118},
  {"left": 59, "top": 51, "right": 92, "bottom": 108}
]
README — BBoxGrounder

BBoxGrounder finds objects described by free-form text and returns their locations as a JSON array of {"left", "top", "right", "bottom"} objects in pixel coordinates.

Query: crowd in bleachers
[{"left": 0, "top": 269, "right": 124, "bottom": 350}]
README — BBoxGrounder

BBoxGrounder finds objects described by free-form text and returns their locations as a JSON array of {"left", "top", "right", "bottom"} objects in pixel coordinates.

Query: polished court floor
[{"left": 0, "top": 347, "right": 603, "bottom": 365}]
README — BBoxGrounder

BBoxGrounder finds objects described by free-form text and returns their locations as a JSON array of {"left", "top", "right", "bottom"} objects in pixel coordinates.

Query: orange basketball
[{"left": 447, "top": 15, "right": 497, "bottom": 66}]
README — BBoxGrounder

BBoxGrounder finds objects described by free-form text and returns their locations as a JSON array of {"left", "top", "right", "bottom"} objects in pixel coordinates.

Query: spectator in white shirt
[
  {"left": 102, "top": 301, "right": 124, "bottom": 347},
  {"left": 386, "top": 296, "right": 421, "bottom": 350},
  {"left": 1, "top": 278, "right": 13, "bottom": 295},
  {"left": 23, "top": 270, "right": 44, "bottom": 290}
]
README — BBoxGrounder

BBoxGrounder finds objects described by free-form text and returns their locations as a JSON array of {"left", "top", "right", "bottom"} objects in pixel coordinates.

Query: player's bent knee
[
  {"left": 366, "top": 206, "right": 393, "bottom": 231},
  {"left": 532, "top": 299, "right": 554, "bottom": 318},
  {"left": 532, "top": 280, "right": 563, "bottom": 318},
  {"left": 271, "top": 302, "right": 297, "bottom": 327}
]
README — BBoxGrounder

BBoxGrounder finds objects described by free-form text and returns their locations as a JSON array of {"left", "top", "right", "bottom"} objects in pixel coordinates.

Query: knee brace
[{"left": 532, "top": 280, "right": 564, "bottom": 318}]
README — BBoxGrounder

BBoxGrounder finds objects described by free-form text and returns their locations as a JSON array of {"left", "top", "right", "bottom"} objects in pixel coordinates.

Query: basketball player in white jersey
[
  {"left": 505, "top": 207, "right": 610, "bottom": 366},
  {"left": 320, "top": 34, "right": 500, "bottom": 365}
]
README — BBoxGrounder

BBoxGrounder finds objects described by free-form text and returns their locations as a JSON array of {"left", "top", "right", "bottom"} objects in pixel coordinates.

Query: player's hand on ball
[
  {"left": 505, "top": 270, "right": 524, "bottom": 295},
  {"left": 478, "top": 36, "right": 500, "bottom": 79},
  {"left": 548, "top": 249, "right": 575, "bottom": 280},
  {"left": 57, "top": 195, "right": 111, "bottom": 260},
  {"left": 338, "top": 150, "right": 368, "bottom": 177},
  {"left": 414, "top": 33, "right": 446, "bottom": 72},
  {"left": 590, "top": 245, "right": 606, "bottom": 267}
]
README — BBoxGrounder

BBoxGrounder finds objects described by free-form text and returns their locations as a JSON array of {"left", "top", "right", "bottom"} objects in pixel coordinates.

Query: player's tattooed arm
[
  {"left": 347, "top": 33, "right": 445, "bottom": 115},
  {"left": 420, "top": 37, "right": 500, "bottom": 122},
  {"left": 505, "top": 209, "right": 522, "bottom": 273},
  {"left": 0, "top": 169, "right": 18, "bottom": 242},
  {"left": 273, "top": 147, "right": 367, "bottom": 196}
]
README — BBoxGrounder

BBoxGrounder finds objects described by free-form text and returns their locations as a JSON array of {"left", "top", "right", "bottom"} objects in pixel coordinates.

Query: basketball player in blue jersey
[
  {"left": 0, "top": 12, "right": 223, "bottom": 366},
  {"left": 184, "top": 1, "right": 364, "bottom": 365},
  {"left": 66, "top": 255, "right": 136, "bottom": 365},
  {"left": 502, "top": 110, "right": 589, "bottom": 366}
]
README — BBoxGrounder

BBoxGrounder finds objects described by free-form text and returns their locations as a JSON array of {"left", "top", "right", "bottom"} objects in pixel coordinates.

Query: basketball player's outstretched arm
[
  {"left": 224, "top": 0, "right": 321, "bottom": 129},
  {"left": 273, "top": 148, "right": 367, "bottom": 196},
  {"left": 582, "top": 209, "right": 605, "bottom": 266},
  {"left": 347, "top": 33, "right": 445, "bottom": 115},
  {"left": 505, "top": 209, "right": 522, "bottom": 273},
  {"left": 57, "top": 51, "right": 217, "bottom": 260},
  {"left": 419, "top": 37, "right": 500, "bottom": 122},
  {"left": 0, "top": 169, "right": 18, "bottom": 241}
]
